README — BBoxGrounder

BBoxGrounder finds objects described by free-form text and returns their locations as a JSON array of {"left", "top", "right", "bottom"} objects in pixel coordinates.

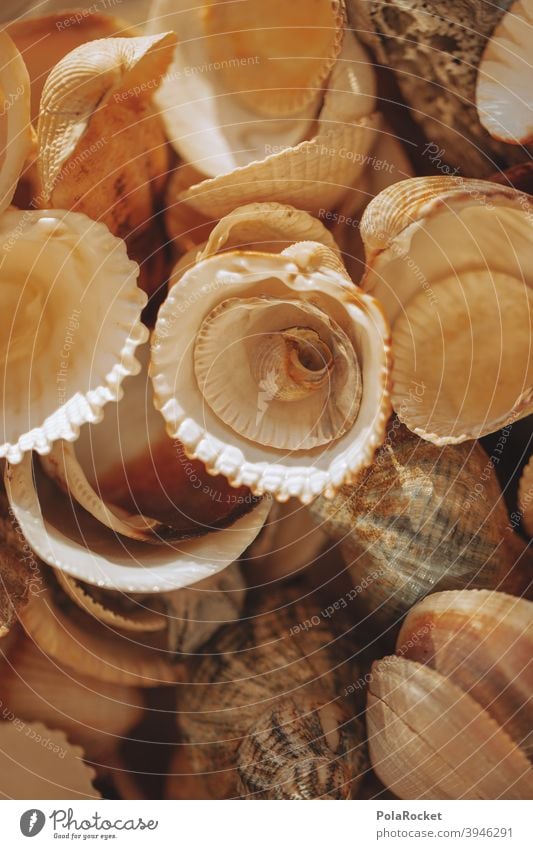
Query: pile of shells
[{"left": 0, "top": 0, "right": 531, "bottom": 800}]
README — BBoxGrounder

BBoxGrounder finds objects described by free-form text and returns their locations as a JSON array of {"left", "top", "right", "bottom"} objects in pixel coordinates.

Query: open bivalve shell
[
  {"left": 0, "top": 30, "right": 32, "bottom": 214},
  {"left": 155, "top": 0, "right": 378, "bottom": 219},
  {"left": 0, "top": 720, "right": 100, "bottom": 800},
  {"left": 0, "top": 208, "right": 147, "bottom": 464},
  {"left": 360, "top": 176, "right": 533, "bottom": 445},
  {"left": 476, "top": 0, "right": 533, "bottom": 145},
  {"left": 367, "top": 590, "right": 533, "bottom": 799},
  {"left": 519, "top": 456, "right": 533, "bottom": 537},
  {"left": 37, "top": 32, "right": 176, "bottom": 239},
  {"left": 151, "top": 241, "right": 392, "bottom": 503}
]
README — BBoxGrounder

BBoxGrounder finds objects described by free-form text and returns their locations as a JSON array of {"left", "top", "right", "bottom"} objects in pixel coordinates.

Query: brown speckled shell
[{"left": 170, "top": 589, "right": 367, "bottom": 799}]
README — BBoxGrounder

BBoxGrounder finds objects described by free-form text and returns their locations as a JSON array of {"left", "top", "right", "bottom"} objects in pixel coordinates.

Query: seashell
[
  {"left": 309, "top": 422, "right": 532, "bottom": 632},
  {"left": 0, "top": 486, "right": 34, "bottom": 637},
  {"left": 169, "top": 589, "right": 368, "bottom": 799},
  {"left": 360, "top": 176, "right": 533, "bottom": 444},
  {"left": 0, "top": 634, "right": 145, "bottom": 763},
  {"left": 168, "top": 201, "right": 341, "bottom": 273},
  {"left": 347, "top": 0, "right": 529, "bottom": 176},
  {"left": 0, "top": 30, "right": 32, "bottom": 215},
  {"left": 155, "top": 0, "right": 378, "bottom": 220},
  {"left": 243, "top": 499, "right": 328, "bottom": 584},
  {"left": 519, "top": 455, "right": 533, "bottom": 536},
  {"left": 151, "top": 241, "right": 392, "bottom": 503},
  {"left": 476, "top": 0, "right": 533, "bottom": 146},
  {"left": 367, "top": 590, "right": 533, "bottom": 799},
  {"left": 37, "top": 32, "right": 176, "bottom": 241},
  {"left": 0, "top": 208, "right": 147, "bottom": 464},
  {"left": 14, "top": 565, "right": 177, "bottom": 687},
  {"left": 39, "top": 343, "right": 261, "bottom": 545},
  {"left": 0, "top": 720, "right": 100, "bottom": 800},
  {"left": 7, "top": 11, "right": 139, "bottom": 125}
]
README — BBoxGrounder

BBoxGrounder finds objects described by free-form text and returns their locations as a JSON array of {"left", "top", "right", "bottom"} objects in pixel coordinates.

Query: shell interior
[
  {"left": 0, "top": 31, "right": 32, "bottom": 215},
  {"left": 476, "top": 0, "right": 533, "bottom": 144}
]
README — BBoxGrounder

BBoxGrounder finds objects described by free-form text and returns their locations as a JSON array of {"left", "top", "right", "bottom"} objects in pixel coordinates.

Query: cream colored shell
[
  {"left": 151, "top": 242, "right": 391, "bottom": 503},
  {"left": 360, "top": 177, "right": 533, "bottom": 444},
  {"left": 0, "top": 31, "right": 32, "bottom": 214},
  {"left": 0, "top": 209, "right": 147, "bottom": 464}
]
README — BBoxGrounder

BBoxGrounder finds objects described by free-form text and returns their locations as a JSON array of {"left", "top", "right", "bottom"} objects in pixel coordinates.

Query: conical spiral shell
[
  {"left": 170, "top": 589, "right": 367, "bottom": 799},
  {"left": 309, "top": 423, "right": 531, "bottom": 632}
]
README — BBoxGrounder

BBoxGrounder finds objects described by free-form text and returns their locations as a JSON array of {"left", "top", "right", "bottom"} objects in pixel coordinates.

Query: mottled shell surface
[
  {"left": 171, "top": 589, "right": 367, "bottom": 799},
  {"left": 309, "top": 423, "right": 531, "bottom": 631}
]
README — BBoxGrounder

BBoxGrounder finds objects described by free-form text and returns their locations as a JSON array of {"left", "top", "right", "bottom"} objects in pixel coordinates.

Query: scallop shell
[
  {"left": 476, "top": 0, "right": 533, "bottom": 145},
  {"left": 7, "top": 11, "right": 139, "bottom": 125},
  {"left": 151, "top": 241, "right": 391, "bottom": 503},
  {"left": 348, "top": 0, "right": 528, "bottom": 176},
  {"left": 519, "top": 456, "right": 533, "bottom": 536},
  {"left": 37, "top": 32, "right": 176, "bottom": 240},
  {"left": 170, "top": 588, "right": 367, "bottom": 799},
  {"left": 0, "top": 30, "right": 32, "bottom": 214},
  {"left": 367, "top": 590, "right": 533, "bottom": 799},
  {"left": 15, "top": 566, "right": 177, "bottom": 687},
  {"left": 0, "top": 635, "right": 145, "bottom": 762},
  {"left": 161, "top": 22, "right": 378, "bottom": 219},
  {"left": 0, "top": 208, "right": 147, "bottom": 464},
  {"left": 168, "top": 200, "right": 340, "bottom": 272},
  {"left": 309, "top": 422, "right": 532, "bottom": 632},
  {"left": 360, "top": 177, "right": 533, "bottom": 445},
  {"left": 0, "top": 721, "right": 99, "bottom": 800}
]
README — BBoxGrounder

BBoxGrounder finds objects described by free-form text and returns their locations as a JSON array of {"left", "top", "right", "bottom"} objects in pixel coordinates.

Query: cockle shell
[
  {"left": 7, "top": 11, "right": 139, "bottom": 125},
  {"left": 519, "top": 456, "right": 533, "bottom": 536},
  {"left": 309, "top": 422, "right": 532, "bottom": 633},
  {"left": 0, "top": 721, "right": 100, "bottom": 800},
  {"left": 348, "top": 0, "right": 529, "bottom": 176},
  {"left": 476, "top": 0, "right": 533, "bottom": 146},
  {"left": 169, "top": 589, "right": 367, "bottom": 799},
  {"left": 367, "top": 590, "right": 533, "bottom": 799},
  {"left": 151, "top": 240, "right": 392, "bottom": 503},
  {"left": 155, "top": 0, "right": 378, "bottom": 219},
  {"left": 360, "top": 177, "right": 533, "bottom": 445},
  {"left": 0, "top": 634, "right": 145, "bottom": 763},
  {"left": 0, "top": 208, "right": 147, "bottom": 464},
  {"left": 167, "top": 200, "right": 340, "bottom": 270},
  {"left": 0, "top": 30, "right": 32, "bottom": 214},
  {"left": 15, "top": 566, "right": 177, "bottom": 687},
  {"left": 37, "top": 32, "right": 176, "bottom": 240}
]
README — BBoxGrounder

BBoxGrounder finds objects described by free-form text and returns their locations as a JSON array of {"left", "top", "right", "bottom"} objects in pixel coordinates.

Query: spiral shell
[
  {"left": 0, "top": 30, "right": 32, "bottom": 214},
  {"left": 151, "top": 240, "right": 391, "bottom": 503}
]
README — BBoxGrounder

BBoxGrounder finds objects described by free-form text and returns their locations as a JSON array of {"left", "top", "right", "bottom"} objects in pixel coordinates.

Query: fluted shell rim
[
  {"left": 150, "top": 247, "right": 392, "bottom": 503},
  {"left": 0, "top": 209, "right": 148, "bottom": 464}
]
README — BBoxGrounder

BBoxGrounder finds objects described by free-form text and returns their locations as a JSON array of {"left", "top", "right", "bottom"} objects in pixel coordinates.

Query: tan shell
[
  {"left": 169, "top": 201, "right": 341, "bottom": 275},
  {"left": 0, "top": 208, "right": 147, "bottom": 464},
  {"left": 151, "top": 242, "right": 391, "bottom": 503},
  {"left": 162, "top": 26, "right": 378, "bottom": 218},
  {"left": 0, "top": 634, "right": 145, "bottom": 763},
  {"left": 367, "top": 590, "right": 533, "bottom": 799},
  {"left": 397, "top": 590, "right": 533, "bottom": 757},
  {"left": 519, "top": 456, "right": 533, "bottom": 537},
  {"left": 476, "top": 0, "right": 533, "bottom": 145},
  {"left": 309, "top": 422, "right": 532, "bottom": 631},
  {"left": 360, "top": 177, "right": 533, "bottom": 444},
  {"left": 169, "top": 588, "right": 367, "bottom": 799},
  {"left": 7, "top": 11, "right": 139, "bottom": 125},
  {"left": 15, "top": 566, "right": 177, "bottom": 687},
  {"left": 0, "top": 30, "right": 32, "bottom": 215},
  {"left": 0, "top": 487, "right": 34, "bottom": 637},
  {"left": 0, "top": 720, "right": 99, "bottom": 800},
  {"left": 37, "top": 33, "right": 176, "bottom": 240}
]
